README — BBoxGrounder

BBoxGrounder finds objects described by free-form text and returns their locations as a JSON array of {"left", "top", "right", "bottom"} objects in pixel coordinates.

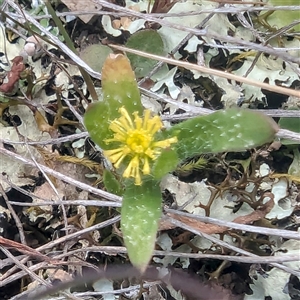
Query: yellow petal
[
  {"left": 119, "top": 107, "right": 134, "bottom": 128},
  {"left": 104, "top": 147, "right": 129, "bottom": 167},
  {"left": 123, "top": 156, "right": 142, "bottom": 185},
  {"left": 153, "top": 137, "right": 178, "bottom": 149},
  {"left": 144, "top": 148, "right": 156, "bottom": 159},
  {"left": 142, "top": 157, "right": 150, "bottom": 175},
  {"left": 109, "top": 120, "right": 128, "bottom": 136},
  {"left": 147, "top": 116, "right": 163, "bottom": 135},
  {"left": 123, "top": 156, "right": 138, "bottom": 177},
  {"left": 105, "top": 132, "right": 127, "bottom": 143},
  {"left": 133, "top": 112, "right": 143, "bottom": 130},
  {"left": 113, "top": 133, "right": 127, "bottom": 142},
  {"left": 103, "top": 148, "right": 123, "bottom": 161},
  {"left": 142, "top": 110, "right": 151, "bottom": 130},
  {"left": 135, "top": 171, "right": 142, "bottom": 185}
]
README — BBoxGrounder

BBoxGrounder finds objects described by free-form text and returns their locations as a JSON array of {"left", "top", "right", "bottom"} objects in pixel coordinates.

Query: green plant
[
  {"left": 259, "top": 0, "right": 300, "bottom": 32},
  {"left": 84, "top": 54, "right": 278, "bottom": 272}
]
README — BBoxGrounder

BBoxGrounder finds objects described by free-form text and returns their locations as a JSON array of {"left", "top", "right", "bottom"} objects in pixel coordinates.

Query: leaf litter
[{"left": 0, "top": 0, "right": 300, "bottom": 299}]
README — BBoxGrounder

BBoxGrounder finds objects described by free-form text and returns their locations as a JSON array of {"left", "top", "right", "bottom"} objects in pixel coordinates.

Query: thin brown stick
[
  {"left": 109, "top": 44, "right": 300, "bottom": 98},
  {"left": 0, "top": 246, "right": 51, "bottom": 287},
  {"left": 0, "top": 216, "right": 120, "bottom": 286}
]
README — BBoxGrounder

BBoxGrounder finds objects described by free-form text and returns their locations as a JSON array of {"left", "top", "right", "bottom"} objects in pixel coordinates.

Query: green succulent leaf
[
  {"left": 121, "top": 179, "right": 162, "bottom": 272},
  {"left": 152, "top": 148, "right": 179, "bottom": 179},
  {"left": 84, "top": 101, "right": 109, "bottom": 149},
  {"left": 165, "top": 108, "right": 278, "bottom": 159},
  {"left": 125, "top": 29, "right": 165, "bottom": 78},
  {"left": 278, "top": 110, "right": 300, "bottom": 145},
  {"left": 84, "top": 54, "right": 143, "bottom": 148},
  {"left": 103, "top": 170, "right": 123, "bottom": 196}
]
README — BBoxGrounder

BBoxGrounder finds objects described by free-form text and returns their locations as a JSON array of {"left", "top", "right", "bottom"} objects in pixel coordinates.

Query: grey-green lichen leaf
[
  {"left": 80, "top": 44, "right": 113, "bottom": 73},
  {"left": 0, "top": 95, "right": 10, "bottom": 103},
  {"left": 121, "top": 179, "right": 162, "bottom": 272},
  {"left": 166, "top": 108, "right": 279, "bottom": 159}
]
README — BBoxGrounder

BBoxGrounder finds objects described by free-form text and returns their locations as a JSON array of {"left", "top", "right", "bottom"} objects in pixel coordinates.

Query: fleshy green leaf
[
  {"left": 84, "top": 54, "right": 143, "bottom": 148},
  {"left": 103, "top": 170, "right": 123, "bottom": 195},
  {"left": 165, "top": 108, "right": 278, "bottom": 159},
  {"left": 278, "top": 110, "right": 300, "bottom": 145},
  {"left": 152, "top": 148, "right": 179, "bottom": 179},
  {"left": 121, "top": 179, "right": 162, "bottom": 272},
  {"left": 125, "top": 29, "right": 165, "bottom": 78}
]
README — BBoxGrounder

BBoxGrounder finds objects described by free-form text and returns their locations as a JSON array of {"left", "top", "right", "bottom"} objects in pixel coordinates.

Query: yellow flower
[{"left": 103, "top": 107, "right": 177, "bottom": 185}]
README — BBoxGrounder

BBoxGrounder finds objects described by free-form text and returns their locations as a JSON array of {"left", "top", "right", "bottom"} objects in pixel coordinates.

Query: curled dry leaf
[
  {"left": 0, "top": 56, "right": 25, "bottom": 94},
  {"left": 151, "top": 0, "right": 179, "bottom": 13},
  {"left": 164, "top": 197, "right": 274, "bottom": 234},
  {"left": 61, "top": 0, "right": 102, "bottom": 23},
  {"left": 46, "top": 269, "right": 73, "bottom": 282}
]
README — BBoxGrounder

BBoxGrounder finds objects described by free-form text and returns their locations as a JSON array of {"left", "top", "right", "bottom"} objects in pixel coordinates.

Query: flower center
[
  {"left": 126, "top": 130, "right": 151, "bottom": 154},
  {"left": 103, "top": 107, "right": 178, "bottom": 185}
]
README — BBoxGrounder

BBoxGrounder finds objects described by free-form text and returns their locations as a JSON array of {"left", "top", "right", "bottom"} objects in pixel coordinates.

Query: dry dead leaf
[
  {"left": 0, "top": 56, "right": 25, "bottom": 94},
  {"left": 151, "top": 0, "right": 179, "bottom": 13},
  {"left": 102, "top": 53, "right": 136, "bottom": 83},
  {"left": 47, "top": 269, "right": 73, "bottom": 282},
  {"left": 24, "top": 182, "right": 57, "bottom": 223},
  {"left": 61, "top": 0, "right": 102, "bottom": 23}
]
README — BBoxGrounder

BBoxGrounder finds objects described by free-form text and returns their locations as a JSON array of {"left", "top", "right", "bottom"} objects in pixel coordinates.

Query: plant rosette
[{"left": 84, "top": 53, "right": 278, "bottom": 272}]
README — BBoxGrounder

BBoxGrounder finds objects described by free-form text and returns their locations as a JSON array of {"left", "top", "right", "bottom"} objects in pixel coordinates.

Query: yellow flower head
[{"left": 103, "top": 107, "right": 177, "bottom": 185}]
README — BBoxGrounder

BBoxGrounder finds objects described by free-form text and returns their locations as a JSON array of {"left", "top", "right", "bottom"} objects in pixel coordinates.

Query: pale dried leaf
[{"left": 61, "top": 0, "right": 102, "bottom": 23}]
